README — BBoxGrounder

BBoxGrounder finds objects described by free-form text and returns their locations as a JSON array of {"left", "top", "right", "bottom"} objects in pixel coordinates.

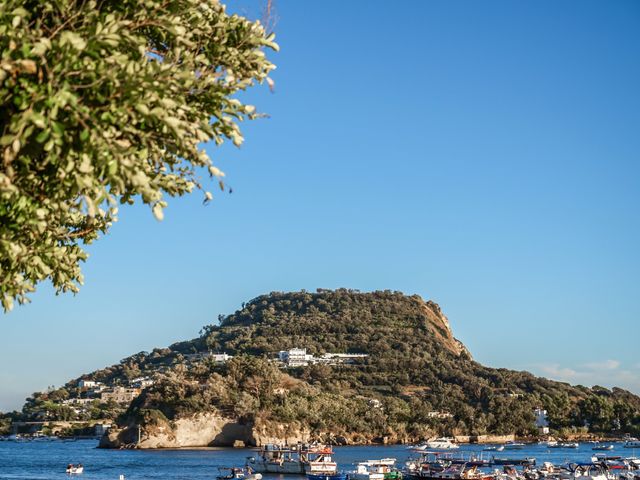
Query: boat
[
  {"left": 217, "top": 467, "right": 262, "bottom": 480},
  {"left": 404, "top": 452, "right": 453, "bottom": 480},
  {"left": 491, "top": 457, "right": 536, "bottom": 466},
  {"left": 624, "top": 439, "right": 640, "bottom": 449},
  {"left": 411, "top": 462, "right": 494, "bottom": 480},
  {"left": 350, "top": 459, "right": 402, "bottom": 480},
  {"left": 421, "top": 438, "right": 459, "bottom": 450},
  {"left": 305, "top": 449, "right": 343, "bottom": 480},
  {"left": 483, "top": 446, "right": 504, "bottom": 452},
  {"left": 66, "top": 464, "right": 84, "bottom": 474},
  {"left": 566, "top": 463, "right": 609, "bottom": 480},
  {"left": 592, "top": 445, "right": 614, "bottom": 451},
  {"left": 503, "top": 442, "right": 526, "bottom": 450},
  {"left": 548, "top": 442, "right": 578, "bottom": 449},
  {"left": 307, "top": 475, "right": 348, "bottom": 480},
  {"left": 248, "top": 444, "right": 333, "bottom": 474}
]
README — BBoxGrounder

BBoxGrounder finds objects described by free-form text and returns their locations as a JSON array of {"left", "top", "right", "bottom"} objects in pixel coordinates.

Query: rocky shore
[{"left": 99, "top": 412, "right": 519, "bottom": 449}]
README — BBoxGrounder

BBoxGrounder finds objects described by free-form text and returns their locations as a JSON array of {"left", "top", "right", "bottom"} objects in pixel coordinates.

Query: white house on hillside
[{"left": 534, "top": 407, "right": 549, "bottom": 434}]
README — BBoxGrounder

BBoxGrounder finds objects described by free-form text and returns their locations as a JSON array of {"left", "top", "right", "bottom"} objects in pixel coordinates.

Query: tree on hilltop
[{"left": 0, "top": 0, "right": 277, "bottom": 311}]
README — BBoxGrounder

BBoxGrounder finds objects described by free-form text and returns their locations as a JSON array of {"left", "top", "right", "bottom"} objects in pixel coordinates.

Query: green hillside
[{"left": 17, "top": 289, "right": 640, "bottom": 441}]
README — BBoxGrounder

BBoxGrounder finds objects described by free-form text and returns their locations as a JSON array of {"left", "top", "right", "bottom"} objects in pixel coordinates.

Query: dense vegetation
[
  {"left": 0, "top": 0, "right": 276, "bottom": 311},
  {"left": 20, "top": 290, "right": 640, "bottom": 440}
]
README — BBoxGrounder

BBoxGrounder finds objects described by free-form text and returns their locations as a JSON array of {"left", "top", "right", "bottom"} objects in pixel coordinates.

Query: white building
[
  {"left": 130, "top": 377, "right": 155, "bottom": 389},
  {"left": 211, "top": 353, "right": 233, "bottom": 363},
  {"left": 534, "top": 408, "right": 549, "bottom": 434},
  {"left": 278, "top": 348, "right": 313, "bottom": 367},
  {"left": 78, "top": 380, "right": 100, "bottom": 388},
  {"left": 318, "top": 353, "right": 369, "bottom": 364},
  {"left": 184, "top": 352, "right": 233, "bottom": 363},
  {"left": 94, "top": 423, "right": 112, "bottom": 436}
]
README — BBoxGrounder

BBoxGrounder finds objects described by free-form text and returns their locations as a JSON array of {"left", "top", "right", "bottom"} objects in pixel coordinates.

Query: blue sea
[{"left": 0, "top": 440, "right": 636, "bottom": 480}]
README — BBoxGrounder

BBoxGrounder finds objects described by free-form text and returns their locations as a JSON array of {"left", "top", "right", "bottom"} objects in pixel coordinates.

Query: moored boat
[
  {"left": 592, "top": 445, "right": 614, "bottom": 451},
  {"left": 307, "top": 474, "right": 348, "bottom": 480},
  {"left": 248, "top": 444, "right": 333, "bottom": 474},
  {"left": 350, "top": 459, "right": 402, "bottom": 480},
  {"left": 491, "top": 457, "right": 536, "bottom": 466},
  {"left": 413, "top": 462, "right": 493, "bottom": 480},
  {"left": 217, "top": 467, "right": 262, "bottom": 480}
]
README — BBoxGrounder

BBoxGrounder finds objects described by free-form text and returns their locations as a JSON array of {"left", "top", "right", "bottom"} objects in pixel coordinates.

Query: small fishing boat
[
  {"left": 592, "top": 445, "right": 614, "bottom": 451},
  {"left": 66, "top": 464, "right": 84, "bottom": 474},
  {"left": 305, "top": 450, "right": 344, "bottom": 480},
  {"left": 216, "top": 467, "right": 262, "bottom": 480}
]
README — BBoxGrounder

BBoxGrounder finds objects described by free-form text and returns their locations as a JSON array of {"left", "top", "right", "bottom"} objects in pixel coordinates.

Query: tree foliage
[{"left": 0, "top": 0, "right": 277, "bottom": 311}]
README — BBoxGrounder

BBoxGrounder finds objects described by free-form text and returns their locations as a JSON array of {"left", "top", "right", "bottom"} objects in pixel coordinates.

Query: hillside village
[{"left": 5, "top": 347, "right": 371, "bottom": 431}]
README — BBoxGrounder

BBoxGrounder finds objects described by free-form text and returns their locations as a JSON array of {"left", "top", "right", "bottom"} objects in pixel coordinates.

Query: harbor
[{"left": 1, "top": 439, "right": 639, "bottom": 480}]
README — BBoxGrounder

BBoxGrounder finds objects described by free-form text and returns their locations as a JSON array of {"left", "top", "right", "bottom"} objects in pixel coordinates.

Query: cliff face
[
  {"left": 100, "top": 413, "right": 255, "bottom": 449},
  {"left": 423, "top": 300, "right": 471, "bottom": 359}
]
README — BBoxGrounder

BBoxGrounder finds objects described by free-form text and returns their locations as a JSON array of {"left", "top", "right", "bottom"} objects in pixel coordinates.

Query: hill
[{"left": 17, "top": 289, "right": 640, "bottom": 446}]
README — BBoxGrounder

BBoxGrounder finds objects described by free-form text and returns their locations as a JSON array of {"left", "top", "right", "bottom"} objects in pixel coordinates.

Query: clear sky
[{"left": 1, "top": 0, "right": 639, "bottom": 411}]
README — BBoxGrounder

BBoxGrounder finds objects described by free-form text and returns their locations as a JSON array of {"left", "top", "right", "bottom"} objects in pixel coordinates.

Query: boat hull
[
  {"left": 251, "top": 460, "right": 306, "bottom": 474},
  {"left": 307, "top": 474, "right": 348, "bottom": 480}
]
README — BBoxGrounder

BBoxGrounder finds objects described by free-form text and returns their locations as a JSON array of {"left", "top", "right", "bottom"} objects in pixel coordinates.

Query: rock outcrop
[{"left": 99, "top": 414, "right": 315, "bottom": 449}]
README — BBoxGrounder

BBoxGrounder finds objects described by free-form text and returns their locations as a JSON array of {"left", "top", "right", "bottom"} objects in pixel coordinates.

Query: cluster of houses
[{"left": 60, "top": 377, "right": 156, "bottom": 412}]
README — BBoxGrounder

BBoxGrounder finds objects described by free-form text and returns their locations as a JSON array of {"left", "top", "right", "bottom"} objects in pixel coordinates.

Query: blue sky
[{"left": 1, "top": 0, "right": 639, "bottom": 411}]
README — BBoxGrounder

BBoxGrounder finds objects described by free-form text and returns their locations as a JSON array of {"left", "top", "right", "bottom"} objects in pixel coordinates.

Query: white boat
[
  {"left": 217, "top": 467, "right": 262, "bottom": 480},
  {"left": 248, "top": 444, "right": 334, "bottom": 474},
  {"left": 66, "top": 464, "right": 84, "bottom": 474},
  {"left": 503, "top": 442, "right": 526, "bottom": 450},
  {"left": 548, "top": 442, "right": 578, "bottom": 449},
  {"left": 624, "top": 439, "right": 640, "bottom": 448},
  {"left": 305, "top": 452, "right": 338, "bottom": 475},
  {"left": 567, "top": 463, "right": 608, "bottom": 480},
  {"left": 483, "top": 446, "right": 505, "bottom": 452},
  {"left": 348, "top": 459, "right": 397, "bottom": 480},
  {"left": 422, "top": 438, "right": 459, "bottom": 450},
  {"left": 592, "top": 444, "right": 614, "bottom": 451}
]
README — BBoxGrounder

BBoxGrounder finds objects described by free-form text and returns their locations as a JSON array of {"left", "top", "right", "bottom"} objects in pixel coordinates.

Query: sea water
[{"left": 0, "top": 440, "right": 635, "bottom": 480}]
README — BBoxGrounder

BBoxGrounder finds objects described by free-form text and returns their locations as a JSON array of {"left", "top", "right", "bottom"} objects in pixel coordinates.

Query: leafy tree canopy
[{"left": 0, "top": 0, "right": 277, "bottom": 311}]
